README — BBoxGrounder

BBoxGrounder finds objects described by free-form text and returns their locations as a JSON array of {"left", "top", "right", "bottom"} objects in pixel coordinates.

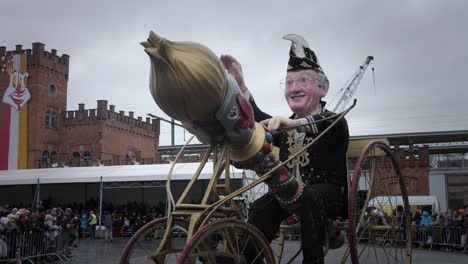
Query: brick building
[
  {"left": 62, "top": 100, "right": 160, "bottom": 167},
  {"left": 0, "top": 43, "right": 160, "bottom": 169},
  {"left": 360, "top": 145, "right": 430, "bottom": 199}
]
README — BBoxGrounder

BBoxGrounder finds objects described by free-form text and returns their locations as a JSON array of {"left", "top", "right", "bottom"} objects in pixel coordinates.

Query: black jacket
[{"left": 250, "top": 97, "right": 349, "bottom": 217}]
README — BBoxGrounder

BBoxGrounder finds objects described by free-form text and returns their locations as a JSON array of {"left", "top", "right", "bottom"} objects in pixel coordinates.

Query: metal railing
[
  {"left": 0, "top": 228, "right": 78, "bottom": 263},
  {"left": 413, "top": 225, "right": 468, "bottom": 251},
  {"left": 278, "top": 224, "right": 468, "bottom": 253}
]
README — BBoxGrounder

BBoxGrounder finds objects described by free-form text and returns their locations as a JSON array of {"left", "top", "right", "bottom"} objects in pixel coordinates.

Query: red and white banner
[{"left": 0, "top": 53, "right": 30, "bottom": 170}]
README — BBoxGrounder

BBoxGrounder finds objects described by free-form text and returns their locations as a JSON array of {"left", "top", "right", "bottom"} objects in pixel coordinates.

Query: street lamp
[{"left": 147, "top": 113, "right": 184, "bottom": 146}]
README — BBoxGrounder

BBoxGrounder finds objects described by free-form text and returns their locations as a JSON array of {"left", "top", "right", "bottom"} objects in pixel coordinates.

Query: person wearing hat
[{"left": 221, "top": 34, "right": 349, "bottom": 264}]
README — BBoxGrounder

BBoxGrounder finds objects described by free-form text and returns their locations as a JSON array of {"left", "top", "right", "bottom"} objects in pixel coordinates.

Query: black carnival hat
[{"left": 283, "top": 34, "right": 324, "bottom": 73}]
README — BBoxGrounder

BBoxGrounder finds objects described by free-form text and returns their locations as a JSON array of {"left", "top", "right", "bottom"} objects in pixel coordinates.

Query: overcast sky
[{"left": 2, "top": 0, "right": 467, "bottom": 146}]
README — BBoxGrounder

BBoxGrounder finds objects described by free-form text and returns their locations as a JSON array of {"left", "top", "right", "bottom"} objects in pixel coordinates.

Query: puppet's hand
[
  {"left": 260, "top": 116, "right": 299, "bottom": 132},
  {"left": 220, "top": 54, "right": 247, "bottom": 93}
]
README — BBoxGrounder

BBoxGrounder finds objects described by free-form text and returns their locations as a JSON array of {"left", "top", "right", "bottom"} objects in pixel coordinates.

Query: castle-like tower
[
  {"left": 62, "top": 100, "right": 160, "bottom": 166},
  {"left": 26, "top": 43, "right": 69, "bottom": 168},
  {"left": 0, "top": 43, "right": 160, "bottom": 169}
]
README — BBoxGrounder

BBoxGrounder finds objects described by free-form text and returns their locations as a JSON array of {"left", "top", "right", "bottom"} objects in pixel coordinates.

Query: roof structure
[
  {"left": 352, "top": 130, "right": 468, "bottom": 146},
  {"left": 0, "top": 162, "right": 243, "bottom": 186},
  {"left": 158, "top": 130, "right": 468, "bottom": 155},
  {"left": 369, "top": 195, "right": 441, "bottom": 213}
]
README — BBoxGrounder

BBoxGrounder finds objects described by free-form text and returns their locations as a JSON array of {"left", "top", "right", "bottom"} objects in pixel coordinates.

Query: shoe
[
  {"left": 328, "top": 230, "right": 345, "bottom": 249},
  {"left": 302, "top": 256, "right": 324, "bottom": 264}
]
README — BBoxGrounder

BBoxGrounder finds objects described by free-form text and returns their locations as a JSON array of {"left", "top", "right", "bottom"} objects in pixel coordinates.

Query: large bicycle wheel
[
  {"left": 347, "top": 141, "right": 412, "bottom": 264},
  {"left": 119, "top": 217, "right": 189, "bottom": 264},
  {"left": 179, "top": 218, "right": 275, "bottom": 264}
]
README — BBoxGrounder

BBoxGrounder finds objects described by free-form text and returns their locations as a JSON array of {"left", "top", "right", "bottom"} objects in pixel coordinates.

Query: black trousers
[{"left": 248, "top": 184, "right": 345, "bottom": 263}]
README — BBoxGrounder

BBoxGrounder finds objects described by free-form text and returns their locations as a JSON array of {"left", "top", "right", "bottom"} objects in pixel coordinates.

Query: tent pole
[
  {"left": 37, "top": 179, "right": 40, "bottom": 209},
  {"left": 33, "top": 178, "right": 40, "bottom": 211},
  {"left": 99, "top": 176, "right": 103, "bottom": 226}
]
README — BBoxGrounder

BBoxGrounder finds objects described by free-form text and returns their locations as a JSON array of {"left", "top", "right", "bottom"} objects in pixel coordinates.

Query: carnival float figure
[
  {"left": 140, "top": 31, "right": 304, "bottom": 212},
  {"left": 119, "top": 31, "right": 413, "bottom": 264}
]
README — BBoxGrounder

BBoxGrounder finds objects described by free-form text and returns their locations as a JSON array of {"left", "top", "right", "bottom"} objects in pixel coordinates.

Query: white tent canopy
[
  {"left": 0, "top": 163, "right": 246, "bottom": 224},
  {"left": 0, "top": 162, "right": 244, "bottom": 186},
  {"left": 369, "top": 195, "right": 441, "bottom": 213}
]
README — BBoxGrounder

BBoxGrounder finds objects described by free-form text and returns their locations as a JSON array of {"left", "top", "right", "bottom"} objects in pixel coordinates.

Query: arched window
[
  {"left": 50, "top": 112, "right": 56, "bottom": 128},
  {"left": 49, "top": 84, "right": 57, "bottom": 96},
  {"left": 45, "top": 111, "right": 51, "bottom": 127},
  {"left": 41, "top": 150, "right": 50, "bottom": 164},
  {"left": 50, "top": 151, "right": 57, "bottom": 163},
  {"left": 45, "top": 111, "right": 57, "bottom": 128},
  {"left": 83, "top": 151, "right": 91, "bottom": 161},
  {"left": 72, "top": 152, "right": 80, "bottom": 159}
]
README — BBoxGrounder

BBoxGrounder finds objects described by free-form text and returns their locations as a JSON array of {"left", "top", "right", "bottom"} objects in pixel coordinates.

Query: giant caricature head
[
  {"left": 283, "top": 34, "right": 329, "bottom": 117},
  {"left": 2, "top": 71, "right": 31, "bottom": 111}
]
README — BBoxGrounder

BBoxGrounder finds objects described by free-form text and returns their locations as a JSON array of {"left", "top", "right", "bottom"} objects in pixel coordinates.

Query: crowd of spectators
[
  {"left": 0, "top": 200, "right": 167, "bottom": 261},
  {"left": 281, "top": 205, "right": 468, "bottom": 252},
  {"left": 0, "top": 200, "right": 167, "bottom": 239},
  {"left": 366, "top": 205, "right": 468, "bottom": 251},
  {"left": 412, "top": 208, "right": 468, "bottom": 250},
  {"left": 0, "top": 205, "right": 79, "bottom": 262},
  {"left": 2, "top": 200, "right": 467, "bottom": 261}
]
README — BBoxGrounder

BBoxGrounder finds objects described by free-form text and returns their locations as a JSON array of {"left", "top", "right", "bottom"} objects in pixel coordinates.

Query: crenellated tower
[
  {"left": 61, "top": 100, "right": 160, "bottom": 166},
  {"left": 1, "top": 43, "right": 69, "bottom": 169},
  {"left": 26, "top": 43, "right": 70, "bottom": 168}
]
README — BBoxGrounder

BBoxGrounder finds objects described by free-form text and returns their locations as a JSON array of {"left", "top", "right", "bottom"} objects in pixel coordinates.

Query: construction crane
[{"left": 331, "top": 56, "right": 374, "bottom": 113}]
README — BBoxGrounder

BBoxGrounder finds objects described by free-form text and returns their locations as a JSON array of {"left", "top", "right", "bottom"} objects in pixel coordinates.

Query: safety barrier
[
  {"left": 279, "top": 224, "right": 468, "bottom": 253},
  {"left": 413, "top": 225, "right": 468, "bottom": 252},
  {"left": 280, "top": 223, "right": 302, "bottom": 241},
  {"left": 0, "top": 228, "right": 78, "bottom": 263}
]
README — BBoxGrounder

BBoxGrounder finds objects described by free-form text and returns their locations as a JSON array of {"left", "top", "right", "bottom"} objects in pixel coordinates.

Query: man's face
[{"left": 284, "top": 70, "right": 328, "bottom": 117}]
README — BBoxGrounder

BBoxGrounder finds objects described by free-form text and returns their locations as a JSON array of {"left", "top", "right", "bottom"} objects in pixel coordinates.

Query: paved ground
[{"left": 65, "top": 237, "right": 467, "bottom": 264}]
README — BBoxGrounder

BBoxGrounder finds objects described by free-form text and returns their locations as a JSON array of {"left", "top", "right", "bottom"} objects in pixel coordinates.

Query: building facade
[
  {"left": 61, "top": 100, "right": 160, "bottom": 167},
  {"left": 0, "top": 43, "right": 159, "bottom": 169},
  {"left": 157, "top": 132, "right": 468, "bottom": 211}
]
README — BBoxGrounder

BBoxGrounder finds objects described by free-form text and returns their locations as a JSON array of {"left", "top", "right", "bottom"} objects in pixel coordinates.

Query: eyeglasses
[{"left": 281, "top": 77, "right": 319, "bottom": 89}]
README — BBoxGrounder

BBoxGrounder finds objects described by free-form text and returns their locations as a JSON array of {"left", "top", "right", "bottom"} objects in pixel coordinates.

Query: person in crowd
[
  {"left": 15, "top": 209, "right": 30, "bottom": 231},
  {"left": 88, "top": 210, "right": 97, "bottom": 239},
  {"left": 429, "top": 213, "right": 441, "bottom": 245},
  {"left": 420, "top": 210, "right": 432, "bottom": 244},
  {"left": 0, "top": 217, "right": 10, "bottom": 258},
  {"left": 452, "top": 211, "right": 463, "bottom": 245},
  {"left": 4, "top": 214, "right": 18, "bottom": 232},
  {"left": 413, "top": 209, "right": 422, "bottom": 226},
  {"left": 80, "top": 213, "right": 88, "bottom": 238},
  {"left": 462, "top": 214, "right": 468, "bottom": 248},
  {"left": 103, "top": 211, "right": 113, "bottom": 242},
  {"left": 440, "top": 212, "right": 453, "bottom": 249},
  {"left": 44, "top": 213, "right": 60, "bottom": 257},
  {"left": 44, "top": 214, "right": 59, "bottom": 237},
  {"left": 63, "top": 208, "right": 79, "bottom": 248}
]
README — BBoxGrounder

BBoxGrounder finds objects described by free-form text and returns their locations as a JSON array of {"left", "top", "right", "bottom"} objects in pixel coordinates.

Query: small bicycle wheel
[
  {"left": 179, "top": 218, "right": 275, "bottom": 264},
  {"left": 347, "top": 141, "right": 412, "bottom": 264},
  {"left": 119, "top": 217, "right": 189, "bottom": 264}
]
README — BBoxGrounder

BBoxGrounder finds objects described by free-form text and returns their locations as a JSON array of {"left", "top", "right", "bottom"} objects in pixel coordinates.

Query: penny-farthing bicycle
[{"left": 119, "top": 119, "right": 412, "bottom": 264}]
